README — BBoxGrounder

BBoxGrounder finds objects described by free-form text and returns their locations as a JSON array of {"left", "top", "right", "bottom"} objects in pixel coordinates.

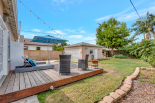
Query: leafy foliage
[
  {"left": 53, "top": 42, "right": 69, "bottom": 51},
  {"left": 113, "top": 54, "right": 126, "bottom": 58},
  {"left": 132, "top": 12, "right": 155, "bottom": 40},
  {"left": 96, "top": 18, "right": 131, "bottom": 55},
  {"left": 127, "top": 39, "right": 155, "bottom": 67}
]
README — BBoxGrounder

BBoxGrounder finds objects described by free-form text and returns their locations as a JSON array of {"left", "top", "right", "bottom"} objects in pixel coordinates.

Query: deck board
[
  {"left": 5, "top": 74, "right": 16, "bottom": 94},
  {"left": 33, "top": 71, "right": 46, "bottom": 84},
  {"left": 20, "top": 73, "right": 26, "bottom": 90},
  {"left": 43, "top": 70, "right": 61, "bottom": 81},
  {"left": 24, "top": 72, "right": 31, "bottom": 89},
  {"left": 27, "top": 72, "right": 37, "bottom": 87},
  {"left": 0, "top": 64, "right": 103, "bottom": 103},
  {"left": 39, "top": 71, "right": 54, "bottom": 82},
  {"left": 13, "top": 73, "right": 20, "bottom": 92},
  {"left": 30, "top": 72, "right": 42, "bottom": 86},
  {"left": 0, "top": 75, "right": 12, "bottom": 95},
  {"left": 37, "top": 71, "right": 51, "bottom": 83}
]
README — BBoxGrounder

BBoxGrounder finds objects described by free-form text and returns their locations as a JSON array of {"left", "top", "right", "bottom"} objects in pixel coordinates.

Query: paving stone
[
  {"left": 140, "top": 67, "right": 147, "bottom": 70},
  {"left": 120, "top": 86, "right": 131, "bottom": 93},
  {"left": 103, "top": 96, "right": 114, "bottom": 103},
  {"left": 110, "top": 92, "right": 121, "bottom": 102},
  {"left": 115, "top": 89, "right": 126, "bottom": 98},
  {"left": 99, "top": 100, "right": 106, "bottom": 103},
  {"left": 151, "top": 68, "right": 155, "bottom": 71},
  {"left": 123, "top": 84, "right": 132, "bottom": 89},
  {"left": 124, "top": 78, "right": 132, "bottom": 82},
  {"left": 124, "top": 80, "right": 132, "bottom": 85}
]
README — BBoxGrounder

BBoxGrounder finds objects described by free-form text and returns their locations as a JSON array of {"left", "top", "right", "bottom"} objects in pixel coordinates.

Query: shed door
[
  {"left": 64, "top": 49, "right": 80, "bottom": 61},
  {"left": 94, "top": 49, "right": 98, "bottom": 60},
  {"left": 0, "top": 27, "right": 4, "bottom": 79}
]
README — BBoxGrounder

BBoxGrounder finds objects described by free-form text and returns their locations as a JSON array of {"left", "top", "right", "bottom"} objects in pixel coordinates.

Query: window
[
  {"left": 8, "top": 32, "right": 10, "bottom": 59},
  {"left": 24, "top": 46, "right": 28, "bottom": 50},
  {"left": 90, "top": 49, "right": 93, "bottom": 54},
  {"left": 36, "top": 47, "right": 40, "bottom": 50}
]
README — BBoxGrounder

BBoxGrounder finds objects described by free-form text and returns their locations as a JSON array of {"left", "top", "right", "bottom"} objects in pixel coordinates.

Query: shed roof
[
  {"left": 24, "top": 38, "right": 54, "bottom": 46},
  {"left": 64, "top": 42, "right": 103, "bottom": 48}
]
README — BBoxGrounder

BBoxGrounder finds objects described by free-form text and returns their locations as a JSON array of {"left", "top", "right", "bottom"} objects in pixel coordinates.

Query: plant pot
[
  {"left": 43, "top": 59, "right": 47, "bottom": 61},
  {"left": 91, "top": 60, "right": 99, "bottom": 68}
]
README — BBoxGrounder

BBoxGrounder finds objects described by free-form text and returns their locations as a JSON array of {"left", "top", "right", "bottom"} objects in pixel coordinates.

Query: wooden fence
[{"left": 24, "top": 50, "right": 63, "bottom": 60}]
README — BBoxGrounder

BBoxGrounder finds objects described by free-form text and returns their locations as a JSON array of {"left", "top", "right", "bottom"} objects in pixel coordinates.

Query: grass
[
  {"left": 37, "top": 58, "right": 151, "bottom": 103},
  {"left": 138, "top": 70, "right": 155, "bottom": 84}
]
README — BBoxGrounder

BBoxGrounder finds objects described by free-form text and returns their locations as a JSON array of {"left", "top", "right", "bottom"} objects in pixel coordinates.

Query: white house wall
[{"left": 26, "top": 45, "right": 53, "bottom": 50}]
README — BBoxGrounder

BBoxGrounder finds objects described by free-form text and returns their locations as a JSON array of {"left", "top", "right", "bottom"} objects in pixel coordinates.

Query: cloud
[
  {"left": 47, "top": 30, "right": 66, "bottom": 35},
  {"left": 95, "top": 1, "right": 144, "bottom": 22},
  {"left": 84, "top": 37, "right": 96, "bottom": 41},
  {"left": 21, "top": 32, "right": 36, "bottom": 39},
  {"left": 80, "top": 31, "right": 85, "bottom": 33},
  {"left": 78, "top": 27, "right": 86, "bottom": 33},
  {"left": 69, "top": 35, "right": 83, "bottom": 39},
  {"left": 117, "top": 6, "right": 155, "bottom": 21},
  {"left": 64, "top": 29, "right": 75, "bottom": 33},
  {"left": 33, "top": 29, "right": 41, "bottom": 32}
]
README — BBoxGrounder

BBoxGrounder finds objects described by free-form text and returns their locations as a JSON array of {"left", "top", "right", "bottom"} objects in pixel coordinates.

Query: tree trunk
[
  {"left": 112, "top": 48, "right": 114, "bottom": 56},
  {"left": 144, "top": 33, "right": 145, "bottom": 40}
]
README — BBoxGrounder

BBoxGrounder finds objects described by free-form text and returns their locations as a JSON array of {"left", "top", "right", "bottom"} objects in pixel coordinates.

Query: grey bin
[{"left": 59, "top": 55, "right": 71, "bottom": 75}]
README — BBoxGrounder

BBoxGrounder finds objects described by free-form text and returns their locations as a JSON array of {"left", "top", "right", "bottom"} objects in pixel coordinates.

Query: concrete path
[{"left": 11, "top": 95, "right": 39, "bottom": 103}]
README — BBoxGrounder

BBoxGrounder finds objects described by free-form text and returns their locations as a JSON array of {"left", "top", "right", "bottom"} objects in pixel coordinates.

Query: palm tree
[{"left": 132, "top": 12, "right": 155, "bottom": 40}]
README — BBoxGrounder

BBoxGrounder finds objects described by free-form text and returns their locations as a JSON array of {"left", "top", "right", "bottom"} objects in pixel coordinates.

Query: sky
[{"left": 18, "top": 0, "right": 155, "bottom": 45}]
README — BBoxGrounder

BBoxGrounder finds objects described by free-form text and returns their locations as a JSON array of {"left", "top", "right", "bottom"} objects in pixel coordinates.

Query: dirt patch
[{"left": 117, "top": 80, "right": 155, "bottom": 103}]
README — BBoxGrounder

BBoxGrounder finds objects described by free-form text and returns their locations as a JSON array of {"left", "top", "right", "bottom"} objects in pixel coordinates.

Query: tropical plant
[
  {"left": 132, "top": 12, "right": 155, "bottom": 40},
  {"left": 127, "top": 39, "right": 155, "bottom": 67},
  {"left": 96, "top": 18, "right": 131, "bottom": 56}
]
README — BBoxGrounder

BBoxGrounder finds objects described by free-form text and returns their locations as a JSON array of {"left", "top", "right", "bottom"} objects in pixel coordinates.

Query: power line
[
  {"left": 18, "top": 0, "right": 73, "bottom": 44},
  {"left": 21, "top": 30, "right": 95, "bottom": 36},
  {"left": 130, "top": 0, "right": 141, "bottom": 19},
  {"left": 18, "top": 0, "right": 97, "bottom": 45}
]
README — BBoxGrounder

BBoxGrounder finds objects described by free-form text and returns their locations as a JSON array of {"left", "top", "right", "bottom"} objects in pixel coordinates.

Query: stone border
[{"left": 97, "top": 67, "right": 155, "bottom": 103}]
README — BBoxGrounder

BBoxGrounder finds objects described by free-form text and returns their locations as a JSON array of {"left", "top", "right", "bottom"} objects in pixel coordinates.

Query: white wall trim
[
  {"left": 0, "top": 16, "right": 7, "bottom": 30},
  {"left": 0, "top": 16, "right": 9, "bottom": 75}
]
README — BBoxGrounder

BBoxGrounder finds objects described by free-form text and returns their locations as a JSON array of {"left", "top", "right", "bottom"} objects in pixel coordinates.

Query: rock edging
[{"left": 98, "top": 67, "right": 141, "bottom": 103}]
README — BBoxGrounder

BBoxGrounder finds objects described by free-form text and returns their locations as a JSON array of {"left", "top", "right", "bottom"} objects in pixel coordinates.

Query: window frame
[
  {"left": 36, "top": 47, "right": 40, "bottom": 50},
  {"left": 90, "top": 49, "right": 93, "bottom": 55}
]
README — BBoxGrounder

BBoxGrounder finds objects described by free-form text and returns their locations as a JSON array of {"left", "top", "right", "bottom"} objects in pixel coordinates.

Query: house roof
[
  {"left": 64, "top": 42, "right": 103, "bottom": 48},
  {"left": 2, "top": 0, "right": 18, "bottom": 40},
  {"left": 24, "top": 38, "right": 54, "bottom": 46}
]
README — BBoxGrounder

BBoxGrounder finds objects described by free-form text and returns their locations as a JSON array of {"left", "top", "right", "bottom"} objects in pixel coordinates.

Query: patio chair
[
  {"left": 59, "top": 55, "right": 71, "bottom": 75},
  {"left": 22, "top": 56, "right": 46, "bottom": 67},
  {"left": 78, "top": 55, "right": 89, "bottom": 70},
  {"left": 15, "top": 57, "right": 54, "bottom": 73}
]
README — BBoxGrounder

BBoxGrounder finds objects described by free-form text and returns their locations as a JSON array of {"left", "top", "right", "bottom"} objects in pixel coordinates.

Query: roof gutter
[{"left": 12, "top": 0, "right": 18, "bottom": 39}]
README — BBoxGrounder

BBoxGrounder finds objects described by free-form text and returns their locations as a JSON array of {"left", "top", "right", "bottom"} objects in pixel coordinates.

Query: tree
[
  {"left": 96, "top": 18, "right": 131, "bottom": 56},
  {"left": 132, "top": 12, "right": 155, "bottom": 40},
  {"left": 53, "top": 42, "right": 69, "bottom": 51}
]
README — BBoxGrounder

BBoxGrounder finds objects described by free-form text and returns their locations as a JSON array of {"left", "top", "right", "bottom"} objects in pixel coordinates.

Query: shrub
[{"left": 113, "top": 54, "right": 126, "bottom": 58}]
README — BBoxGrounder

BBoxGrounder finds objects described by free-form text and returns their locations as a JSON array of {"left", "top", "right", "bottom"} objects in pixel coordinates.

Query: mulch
[{"left": 117, "top": 80, "right": 155, "bottom": 103}]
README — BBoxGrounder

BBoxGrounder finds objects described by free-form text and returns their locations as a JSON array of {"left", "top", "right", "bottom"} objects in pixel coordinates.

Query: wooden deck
[{"left": 0, "top": 63, "right": 103, "bottom": 103}]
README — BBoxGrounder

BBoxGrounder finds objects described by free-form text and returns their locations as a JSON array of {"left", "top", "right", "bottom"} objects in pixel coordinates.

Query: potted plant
[
  {"left": 43, "top": 58, "right": 47, "bottom": 61},
  {"left": 91, "top": 55, "right": 99, "bottom": 68}
]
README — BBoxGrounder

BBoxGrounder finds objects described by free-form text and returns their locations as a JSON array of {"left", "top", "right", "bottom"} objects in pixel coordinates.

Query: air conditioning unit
[{"left": 3, "top": 13, "right": 9, "bottom": 23}]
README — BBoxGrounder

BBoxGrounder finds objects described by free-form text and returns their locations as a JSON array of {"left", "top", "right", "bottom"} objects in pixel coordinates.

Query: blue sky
[{"left": 18, "top": 0, "right": 155, "bottom": 45}]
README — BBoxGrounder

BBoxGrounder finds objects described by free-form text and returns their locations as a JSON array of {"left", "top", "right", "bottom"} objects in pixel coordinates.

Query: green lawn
[
  {"left": 138, "top": 70, "right": 155, "bottom": 84},
  {"left": 37, "top": 58, "right": 151, "bottom": 103}
]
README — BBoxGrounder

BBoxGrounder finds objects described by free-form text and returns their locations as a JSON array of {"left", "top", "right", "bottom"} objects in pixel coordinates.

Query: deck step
[{"left": 0, "top": 75, "right": 7, "bottom": 87}]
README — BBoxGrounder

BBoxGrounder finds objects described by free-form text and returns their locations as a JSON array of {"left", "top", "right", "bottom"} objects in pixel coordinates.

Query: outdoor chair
[
  {"left": 78, "top": 55, "right": 89, "bottom": 70},
  {"left": 22, "top": 56, "right": 46, "bottom": 67},
  {"left": 59, "top": 55, "right": 71, "bottom": 75},
  {"left": 15, "top": 56, "right": 54, "bottom": 73}
]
